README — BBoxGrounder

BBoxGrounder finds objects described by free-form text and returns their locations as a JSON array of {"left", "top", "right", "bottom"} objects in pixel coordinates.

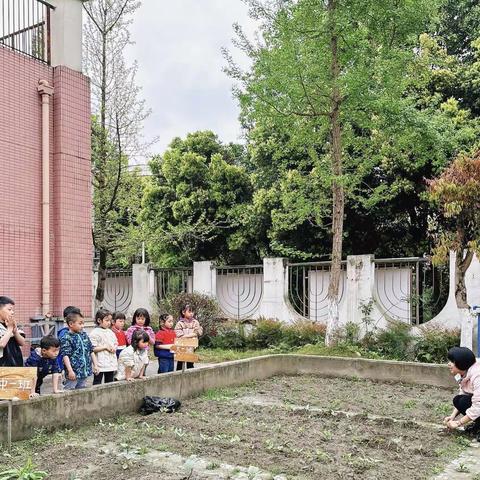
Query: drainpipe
[{"left": 37, "top": 80, "right": 54, "bottom": 316}]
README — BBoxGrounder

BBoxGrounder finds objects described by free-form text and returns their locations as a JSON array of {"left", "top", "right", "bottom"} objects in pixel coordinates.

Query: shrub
[
  {"left": 414, "top": 327, "right": 460, "bottom": 364},
  {"left": 159, "top": 292, "right": 221, "bottom": 346},
  {"left": 247, "top": 318, "right": 284, "bottom": 349},
  {"left": 209, "top": 322, "right": 247, "bottom": 350},
  {"left": 282, "top": 320, "right": 326, "bottom": 347},
  {"left": 330, "top": 321, "right": 362, "bottom": 346},
  {"left": 367, "top": 320, "right": 413, "bottom": 361}
]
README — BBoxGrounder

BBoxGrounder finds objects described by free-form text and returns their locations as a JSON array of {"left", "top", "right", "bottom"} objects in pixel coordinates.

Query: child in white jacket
[{"left": 90, "top": 309, "right": 118, "bottom": 385}]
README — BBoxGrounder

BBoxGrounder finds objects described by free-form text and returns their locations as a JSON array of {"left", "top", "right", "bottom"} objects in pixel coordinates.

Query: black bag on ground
[{"left": 139, "top": 396, "right": 181, "bottom": 414}]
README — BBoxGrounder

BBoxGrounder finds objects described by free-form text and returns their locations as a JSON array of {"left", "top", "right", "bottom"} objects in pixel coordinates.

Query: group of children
[{"left": 0, "top": 296, "right": 203, "bottom": 396}]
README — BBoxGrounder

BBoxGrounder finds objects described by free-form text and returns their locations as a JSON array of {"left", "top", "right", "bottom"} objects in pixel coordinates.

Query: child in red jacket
[
  {"left": 111, "top": 311, "right": 127, "bottom": 358},
  {"left": 154, "top": 314, "right": 176, "bottom": 373}
]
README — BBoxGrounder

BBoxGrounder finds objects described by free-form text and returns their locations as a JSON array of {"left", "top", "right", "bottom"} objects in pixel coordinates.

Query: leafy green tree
[
  {"left": 142, "top": 131, "right": 253, "bottom": 266},
  {"left": 438, "top": 0, "right": 480, "bottom": 62},
  {"left": 91, "top": 118, "right": 146, "bottom": 268},
  {"left": 226, "top": 0, "right": 441, "bottom": 341},
  {"left": 428, "top": 150, "right": 480, "bottom": 309}
]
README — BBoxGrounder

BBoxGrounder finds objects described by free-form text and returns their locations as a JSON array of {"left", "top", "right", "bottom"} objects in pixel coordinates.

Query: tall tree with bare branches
[{"left": 83, "top": 0, "right": 153, "bottom": 306}]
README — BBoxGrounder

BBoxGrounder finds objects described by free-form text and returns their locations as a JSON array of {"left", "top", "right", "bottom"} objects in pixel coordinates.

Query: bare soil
[{"left": 0, "top": 375, "right": 465, "bottom": 480}]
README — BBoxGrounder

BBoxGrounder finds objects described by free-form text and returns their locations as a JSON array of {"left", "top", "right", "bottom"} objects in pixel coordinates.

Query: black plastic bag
[{"left": 139, "top": 396, "right": 181, "bottom": 415}]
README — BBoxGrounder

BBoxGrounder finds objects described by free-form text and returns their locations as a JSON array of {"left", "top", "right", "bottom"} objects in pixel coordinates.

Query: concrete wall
[
  {"left": 0, "top": 355, "right": 454, "bottom": 443},
  {"left": 50, "top": 0, "right": 84, "bottom": 72}
]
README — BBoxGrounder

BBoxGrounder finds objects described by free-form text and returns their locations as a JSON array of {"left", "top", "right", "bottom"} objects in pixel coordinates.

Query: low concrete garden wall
[{"left": 0, "top": 355, "right": 452, "bottom": 443}]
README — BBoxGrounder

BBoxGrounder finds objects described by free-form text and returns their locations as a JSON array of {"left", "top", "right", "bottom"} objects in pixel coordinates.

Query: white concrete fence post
[
  {"left": 193, "top": 261, "right": 217, "bottom": 297},
  {"left": 340, "top": 255, "right": 376, "bottom": 331},
  {"left": 257, "top": 258, "right": 296, "bottom": 322},
  {"left": 129, "top": 264, "right": 152, "bottom": 315},
  {"left": 149, "top": 268, "right": 156, "bottom": 301},
  {"left": 49, "top": 0, "right": 85, "bottom": 71}
]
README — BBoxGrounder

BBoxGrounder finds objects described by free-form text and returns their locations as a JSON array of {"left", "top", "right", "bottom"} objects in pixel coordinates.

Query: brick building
[{"left": 0, "top": 0, "right": 92, "bottom": 329}]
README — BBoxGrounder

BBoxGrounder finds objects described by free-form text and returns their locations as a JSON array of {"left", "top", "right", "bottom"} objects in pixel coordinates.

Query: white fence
[{"left": 99, "top": 255, "right": 454, "bottom": 330}]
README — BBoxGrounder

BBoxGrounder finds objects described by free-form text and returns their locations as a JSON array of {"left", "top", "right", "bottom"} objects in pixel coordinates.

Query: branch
[
  {"left": 106, "top": 0, "right": 130, "bottom": 34},
  {"left": 105, "top": 113, "right": 124, "bottom": 215},
  {"left": 297, "top": 63, "right": 320, "bottom": 116},
  {"left": 255, "top": 92, "right": 329, "bottom": 118},
  {"left": 83, "top": 3, "right": 103, "bottom": 33}
]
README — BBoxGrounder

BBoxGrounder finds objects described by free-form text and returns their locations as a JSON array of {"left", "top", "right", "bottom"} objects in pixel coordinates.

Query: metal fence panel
[
  {"left": 154, "top": 267, "right": 193, "bottom": 303},
  {"left": 0, "top": 0, "right": 53, "bottom": 63},
  {"left": 216, "top": 265, "right": 263, "bottom": 319},
  {"left": 373, "top": 258, "right": 448, "bottom": 325},
  {"left": 103, "top": 268, "right": 133, "bottom": 314},
  {"left": 288, "top": 262, "right": 346, "bottom": 322}
]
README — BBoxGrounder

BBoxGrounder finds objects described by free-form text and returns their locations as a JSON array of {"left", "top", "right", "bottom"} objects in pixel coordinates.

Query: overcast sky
[{"left": 126, "top": 1, "right": 257, "bottom": 160}]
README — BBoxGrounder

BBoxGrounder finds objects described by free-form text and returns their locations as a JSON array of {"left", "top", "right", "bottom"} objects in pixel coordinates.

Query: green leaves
[{"left": 142, "top": 131, "right": 254, "bottom": 265}]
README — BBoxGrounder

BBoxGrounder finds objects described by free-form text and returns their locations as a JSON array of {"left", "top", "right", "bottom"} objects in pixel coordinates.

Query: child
[
  {"left": 125, "top": 308, "right": 155, "bottom": 350},
  {"left": 111, "top": 311, "right": 127, "bottom": 358},
  {"left": 154, "top": 314, "right": 176, "bottom": 373},
  {"left": 175, "top": 304, "right": 203, "bottom": 371},
  {"left": 90, "top": 309, "right": 118, "bottom": 385},
  {"left": 60, "top": 311, "right": 99, "bottom": 390},
  {"left": 56, "top": 306, "right": 81, "bottom": 372},
  {"left": 58, "top": 306, "right": 81, "bottom": 340},
  {"left": 0, "top": 296, "right": 26, "bottom": 367},
  {"left": 25, "top": 335, "right": 62, "bottom": 394},
  {"left": 116, "top": 330, "right": 150, "bottom": 381}
]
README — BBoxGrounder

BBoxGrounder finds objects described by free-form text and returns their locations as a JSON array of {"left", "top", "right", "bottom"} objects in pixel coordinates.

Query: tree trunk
[
  {"left": 95, "top": 248, "right": 107, "bottom": 306},
  {"left": 325, "top": 0, "right": 344, "bottom": 346},
  {"left": 455, "top": 248, "right": 474, "bottom": 309}
]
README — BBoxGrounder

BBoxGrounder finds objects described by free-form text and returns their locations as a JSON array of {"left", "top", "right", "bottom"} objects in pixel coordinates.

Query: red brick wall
[
  {"left": 0, "top": 47, "right": 92, "bottom": 331},
  {"left": 52, "top": 66, "right": 92, "bottom": 318}
]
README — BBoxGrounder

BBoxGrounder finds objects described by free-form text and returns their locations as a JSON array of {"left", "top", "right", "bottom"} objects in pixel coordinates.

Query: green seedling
[
  {"left": 403, "top": 399, "right": 417, "bottom": 410},
  {"left": 0, "top": 458, "right": 47, "bottom": 480},
  {"left": 455, "top": 462, "right": 470, "bottom": 473}
]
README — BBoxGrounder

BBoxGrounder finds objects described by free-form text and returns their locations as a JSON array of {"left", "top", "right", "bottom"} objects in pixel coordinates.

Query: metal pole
[
  {"left": 475, "top": 307, "right": 480, "bottom": 358},
  {"left": 415, "top": 261, "right": 420, "bottom": 325},
  {"left": 37, "top": 79, "right": 54, "bottom": 316},
  {"left": 7, "top": 400, "right": 12, "bottom": 450}
]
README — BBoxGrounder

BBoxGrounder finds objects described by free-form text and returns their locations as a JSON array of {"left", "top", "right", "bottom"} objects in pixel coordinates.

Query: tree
[
  {"left": 91, "top": 117, "right": 146, "bottom": 265},
  {"left": 142, "top": 131, "right": 254, "bottom": 266},
  {"left": 226, "top": 0, "right": 440, "bottom": 342},
  {"left": 83, "top": 0, "right": 153, "bottom": 305},
  {"left": 428, "top": 151, "right": 480, "bottom": 310},
  {"left": 438, "top": 0, "right": 480, "bottom": 62}
]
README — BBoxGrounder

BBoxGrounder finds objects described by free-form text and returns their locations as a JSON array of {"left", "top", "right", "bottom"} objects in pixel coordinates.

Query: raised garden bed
[{"left": 0, "top": 374, "right": 464, "bottom": 479}]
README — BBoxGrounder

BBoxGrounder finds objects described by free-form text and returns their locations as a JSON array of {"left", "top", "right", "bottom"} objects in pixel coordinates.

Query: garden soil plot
[{"left": 0, "top": 375, "right": 466, "bottom": 480}]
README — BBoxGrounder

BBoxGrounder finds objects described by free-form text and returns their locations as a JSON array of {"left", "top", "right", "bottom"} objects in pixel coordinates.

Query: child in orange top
[{"left": 154, "top": 314, "right": 176, "bottom": 374}]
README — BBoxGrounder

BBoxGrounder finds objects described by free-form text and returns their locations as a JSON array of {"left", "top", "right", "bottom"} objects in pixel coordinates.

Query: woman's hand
[
  {"left": 447, "top": 419, "right": 461, "bottom": 430},
  {"left": 443, "top": 415, "right": 455, "bottom": 425}
]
